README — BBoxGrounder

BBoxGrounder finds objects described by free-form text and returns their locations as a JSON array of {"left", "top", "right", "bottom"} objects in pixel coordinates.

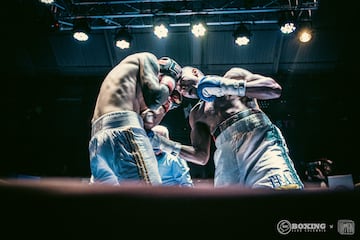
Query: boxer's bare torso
[
  {"left": 190, "top": 95, "right": 259, "bottom": 135},
  {"left": 92, "top": 52, "right": 163, "bottom": 122}
]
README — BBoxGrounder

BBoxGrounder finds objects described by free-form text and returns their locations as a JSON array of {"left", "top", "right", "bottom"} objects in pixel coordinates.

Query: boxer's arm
[
  {"left": 148, "top": 128, "right": 210, "bottom": 166},
  {"left": 179, "top": 124, "right": 211, "bottom": 166},
  {"left": 224, "top": 67, "right": 282, "bottom": 100},
  {"left": 197, "top": 68, "right": 282, "bottom": 102},
  {"left": 138, "top": 52, "right": 170, "bottom": 110},
  {"left": 147, "top": 111, "right": 211, "bottom": 165},
  {"left": 179, "top": 120, "right": 211, "bottom": 166},
  {"left": 147, "top": 130, "right": 182, "bottom": 157}
]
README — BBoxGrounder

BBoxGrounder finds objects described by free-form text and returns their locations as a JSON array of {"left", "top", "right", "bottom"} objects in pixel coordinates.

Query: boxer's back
[{"left": 91, "top": 53, "right": 155, "bottom": 122}]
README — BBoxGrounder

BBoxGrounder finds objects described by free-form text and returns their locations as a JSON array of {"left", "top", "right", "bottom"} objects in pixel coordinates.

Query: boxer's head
[{"left": 178, "top": 66, "right": 204, "bottom": 99}]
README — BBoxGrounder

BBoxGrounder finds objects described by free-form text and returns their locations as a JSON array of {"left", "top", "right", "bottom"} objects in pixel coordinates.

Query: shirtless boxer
[
  {"left": 149, "top": 66, "right": 304, "bottom": 189},
  {"left": 89, "top": 52, "right": 182, "bottom": 185}
]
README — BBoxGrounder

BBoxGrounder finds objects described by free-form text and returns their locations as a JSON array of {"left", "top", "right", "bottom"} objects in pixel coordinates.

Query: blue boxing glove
[
  {"left": 197, "top": 75, "right": 246, "bottom": 102},
  {"left": 196, "top": 76, "right": 220, "bottom": 102}
]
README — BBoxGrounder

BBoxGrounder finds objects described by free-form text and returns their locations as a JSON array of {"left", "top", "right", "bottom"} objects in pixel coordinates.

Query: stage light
[
  {"left": 115, "top": 28, "right": 132, "bottom": 49},
  {"left": 39, "top": 0, "right": 54, "bottom": 4},
  {"left": 191, "top": 22, "right": 206, "bottom": 37},
  {"left": 297, "top": 20, "right": 313, "bottom": 43},
  {"left": 72, "top": 19, "right": 90, "bottom": 42},
  {"left": 279, "top": 12, "right": 297, "bottom": 34},
  {"left": 298, "top": 27, "right": 312, "bottom": 43},
  {"left": 280, "top": 22, "right": 296, "bottom": 34},
  {"left": 234, "top": 24, "right": 251, "bottom": 46},
  {"left": 154, "top": 23, "right": 168, "bottom": 39}
]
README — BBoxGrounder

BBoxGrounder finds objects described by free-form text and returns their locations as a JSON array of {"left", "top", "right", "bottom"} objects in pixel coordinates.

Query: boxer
[
  {"left": 89, "top": 52, "right": 182, "bottom": 185},
  {"left": 149, "top": 66, "right": 304, "bottom": 189}
]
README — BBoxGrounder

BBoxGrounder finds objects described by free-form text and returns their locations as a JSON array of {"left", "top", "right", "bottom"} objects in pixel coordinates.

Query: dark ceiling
[
  {"left": 2, "top": 0, "right": 355, "bottom": 77},
  {"left": 1, "top": 0, "right": 358, "bottom": 179}
]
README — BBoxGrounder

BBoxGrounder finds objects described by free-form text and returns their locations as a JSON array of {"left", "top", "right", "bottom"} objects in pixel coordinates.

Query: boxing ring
[{"left": 1, "top": 177, "right": 359, "bottom": 238}]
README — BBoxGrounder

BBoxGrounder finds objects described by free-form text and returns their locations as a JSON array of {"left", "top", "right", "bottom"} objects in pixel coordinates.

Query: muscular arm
[
  {"left": 147, "top": 106, "right": 212, "bottom": 165},
  {"left": 139, "top": 52, "right": 170, "bottom": 110},
  {"left": 223, "top": 67, "right": 282, "bottom": 100},
  {"left": 178, "top": 110, "right": 212, "bottom": 165}
]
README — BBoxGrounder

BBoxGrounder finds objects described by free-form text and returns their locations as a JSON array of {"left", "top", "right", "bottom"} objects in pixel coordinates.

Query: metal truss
[{"left": 44, "top": 0, "right": 320, "bottom": 31}]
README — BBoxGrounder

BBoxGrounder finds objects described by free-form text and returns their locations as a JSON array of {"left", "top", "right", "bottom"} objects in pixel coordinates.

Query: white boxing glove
[
  {"left": 147, "top": 130, "right": 181, "bottom": 157},
  {"left": 197, "top": 75, "right": 246, "bottom": 102}
]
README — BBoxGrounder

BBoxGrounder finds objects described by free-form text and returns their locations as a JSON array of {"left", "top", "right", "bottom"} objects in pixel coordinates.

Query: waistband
[
  {"left": 91, "top": 111, "right": 143, "bottom": 137},
  {"left": 212, "top": 108, "right": 262, "bottom": 139}
]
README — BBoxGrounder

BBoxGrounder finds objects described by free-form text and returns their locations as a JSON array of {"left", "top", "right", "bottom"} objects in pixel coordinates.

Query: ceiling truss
[{"left": 44, "top": 0, "right": 319, "bottom": 31}]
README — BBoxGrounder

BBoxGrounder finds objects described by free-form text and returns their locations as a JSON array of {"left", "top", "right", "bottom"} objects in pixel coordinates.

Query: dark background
[{"left": 1, "top": 0, "right": 358, "bottom": 182}]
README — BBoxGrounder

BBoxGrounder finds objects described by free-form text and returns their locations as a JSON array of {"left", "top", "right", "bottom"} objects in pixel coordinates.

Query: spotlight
[
  {"left": 297, "top": 22, "right": 313, "bottom": 43},
  {"left": 279, "top": 12, "right": 297, "bottom": 34},
  {"left": 154, "top": 23, "right": 168, "bottom": 39},
  {"left": 191, "top": 22, "right": 206, "bottom": 37},
  {"left": 280, "top": 22, "right": 296, "bottom": 34},
  {"left": 115, "top": 28, "right": 132, "bottom": 49},
  {"left": 73, "top": 19, "right": 90, "bottom": 42},
  {"left": 298, "top": 28, "right": 312, "bottom": 43},
  {"left": 39, "top": 0, "right": 54, "bottom": 4},
  {"left": 234, "top": 24, "right": 251, "bottom": 46}
]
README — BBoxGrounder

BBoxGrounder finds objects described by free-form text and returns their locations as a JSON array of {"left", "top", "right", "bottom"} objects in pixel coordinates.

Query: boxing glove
[
  {"left": 147, "top": 130, "right": 182, "bottom": 157},
  {"left": 142, "top": 109, "right": 156, "bottom": 125},
  {"left": 158, "top": 57, "right": 182, "bottom": 82},
  {"left": 159, "top": 75, "right": 176, "bottom": 93},
  {"left": 161, "top": 89, "right": 182, "bottom": 112},
  {"left": 197, "top": 75, "right": 246, "bottom": 102}
]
